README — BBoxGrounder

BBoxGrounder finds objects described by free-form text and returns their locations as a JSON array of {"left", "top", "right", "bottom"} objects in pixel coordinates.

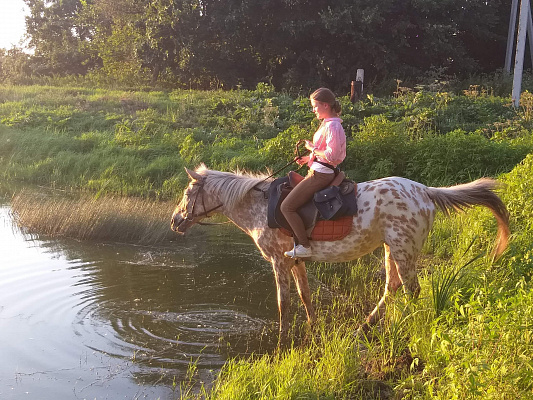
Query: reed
[{"left": 10, "top": 188, "right": 177, "bottom": 245}]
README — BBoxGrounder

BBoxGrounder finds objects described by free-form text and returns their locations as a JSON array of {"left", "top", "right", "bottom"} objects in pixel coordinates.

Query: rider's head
[{"left": 310, "top": 88, "right": 342, "bottom": 116}]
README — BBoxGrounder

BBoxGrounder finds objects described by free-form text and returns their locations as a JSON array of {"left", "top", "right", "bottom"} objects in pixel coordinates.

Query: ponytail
[{"left": 332, "top": 99, "right": 342, "bottom": 115}]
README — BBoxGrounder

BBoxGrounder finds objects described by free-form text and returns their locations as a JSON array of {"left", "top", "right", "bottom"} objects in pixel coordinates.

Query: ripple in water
[{"left": 0, "top": 206, "right": 278, "bottom": 400}]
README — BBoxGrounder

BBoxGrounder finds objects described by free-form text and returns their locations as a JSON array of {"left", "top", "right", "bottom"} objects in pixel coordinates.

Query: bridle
[{"left": 181, "top": 179, "right": 224, "bottom": 224}]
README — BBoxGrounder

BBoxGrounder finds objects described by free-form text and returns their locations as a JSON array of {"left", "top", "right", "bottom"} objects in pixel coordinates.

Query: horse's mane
[{"left": 195, "top": 164, "right": 271, "bottom": 209}]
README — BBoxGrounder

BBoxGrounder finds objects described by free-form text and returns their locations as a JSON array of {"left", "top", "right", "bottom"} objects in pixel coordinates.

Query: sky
[{"left": 0, "top": 0, "right": 29, "bottom": 49}]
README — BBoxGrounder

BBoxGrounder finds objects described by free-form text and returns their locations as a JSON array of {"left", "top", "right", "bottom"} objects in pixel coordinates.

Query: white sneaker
[{"left": 284, "top": 244, "right": 313, "bottom": 258}]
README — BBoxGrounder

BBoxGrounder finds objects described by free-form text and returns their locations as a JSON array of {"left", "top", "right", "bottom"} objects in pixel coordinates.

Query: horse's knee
[
  {"left": 394, "top": 258, "right": 420, "bottom": 295},
  {"left": 291, "top": 263, "right": 315, "bottom": 322},
  {"left": 398, "top": 268, "right": 420, "bottom": 296}
]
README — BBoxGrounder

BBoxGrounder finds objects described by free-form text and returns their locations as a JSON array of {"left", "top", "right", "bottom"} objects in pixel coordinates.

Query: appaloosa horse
[{"left": 171, "top": 165, "right": 509, "bottom": 340}]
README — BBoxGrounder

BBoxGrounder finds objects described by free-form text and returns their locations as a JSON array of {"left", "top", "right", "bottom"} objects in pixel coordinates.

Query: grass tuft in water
[{"left": 10, "top": 188, "right": 177, "bottom": 245}]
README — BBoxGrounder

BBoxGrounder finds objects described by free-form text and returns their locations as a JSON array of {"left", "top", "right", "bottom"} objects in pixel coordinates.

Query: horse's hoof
[{"left": 354, "top": 322, "right": 371, "bottom": 339}]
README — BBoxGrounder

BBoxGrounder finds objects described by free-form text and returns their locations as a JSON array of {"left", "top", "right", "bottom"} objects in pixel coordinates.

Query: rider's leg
[{"left": 280, "top": 170, "right": 334, "bottom": 248}]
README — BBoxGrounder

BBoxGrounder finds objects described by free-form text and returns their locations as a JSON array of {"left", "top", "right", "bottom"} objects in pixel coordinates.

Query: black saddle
[{"left": 267, "top": 172, "right": 358, "bottom": 232}]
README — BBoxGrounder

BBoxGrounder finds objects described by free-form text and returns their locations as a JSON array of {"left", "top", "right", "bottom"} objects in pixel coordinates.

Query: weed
[{"left": 431, "top": 238, "right": 484, "bottom": 318}]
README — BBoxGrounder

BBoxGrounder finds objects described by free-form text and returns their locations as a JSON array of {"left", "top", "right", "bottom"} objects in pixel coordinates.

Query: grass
[
  {"left": 430, "top": 238, "right": 483, "bottom": 318},
  {"left": 1, "top": 84, "right": 533, "bottom": 399},
  {"left": 1, "top": 84, "right": 533, "bottom": 199},
  {"left": 10, "top": 187, "right": 178, "bottom": 245}
]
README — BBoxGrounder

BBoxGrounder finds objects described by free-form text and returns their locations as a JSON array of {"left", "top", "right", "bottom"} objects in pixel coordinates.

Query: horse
[{"left": 171, "top": 164, "right": 510, "bottom": 341}]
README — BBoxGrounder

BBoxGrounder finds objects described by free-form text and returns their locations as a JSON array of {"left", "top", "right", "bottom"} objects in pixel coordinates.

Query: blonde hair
[{"left": 310, "top": 87, "right": 342, "bottom": 115}]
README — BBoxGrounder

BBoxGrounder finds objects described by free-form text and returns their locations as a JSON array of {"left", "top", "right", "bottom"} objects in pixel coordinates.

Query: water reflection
[{"left": 0, "top": 206, "right": 278, "bottom": 399}]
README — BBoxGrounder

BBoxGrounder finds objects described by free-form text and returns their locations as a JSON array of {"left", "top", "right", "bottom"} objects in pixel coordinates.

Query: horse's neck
[{"left": 223, "top": 193, "right": 268, "bottom": 235}]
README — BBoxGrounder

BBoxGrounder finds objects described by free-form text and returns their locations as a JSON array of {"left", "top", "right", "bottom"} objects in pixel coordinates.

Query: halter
[{"left": 183, "top": 179, "right": 223, "bottom": 223}]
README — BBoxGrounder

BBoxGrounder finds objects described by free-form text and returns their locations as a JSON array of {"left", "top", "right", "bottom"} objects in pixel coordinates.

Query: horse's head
[{"left": 171, "top": 167, "right": 223, "bottom": 234}]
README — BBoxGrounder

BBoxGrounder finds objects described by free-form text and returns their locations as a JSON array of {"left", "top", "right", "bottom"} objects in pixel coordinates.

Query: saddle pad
[
  {"left": 310, "top": 215, "right": 353, "bottom": 241},
  {"left": 280, "top": 215, "right": 353, "bottom": 241}
]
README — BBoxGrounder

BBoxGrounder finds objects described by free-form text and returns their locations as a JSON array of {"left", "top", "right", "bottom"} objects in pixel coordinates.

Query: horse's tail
[{"left": 425, "top": 178, "right": 510, "bottom": 258}]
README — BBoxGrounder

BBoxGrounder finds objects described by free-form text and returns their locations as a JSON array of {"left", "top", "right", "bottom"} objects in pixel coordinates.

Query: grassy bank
[
  {"left": 1, "top": 84, "right": 533, "bottom": 200},
  {"left": 1, "top": 84, "right": 532, "bottom": 399}
]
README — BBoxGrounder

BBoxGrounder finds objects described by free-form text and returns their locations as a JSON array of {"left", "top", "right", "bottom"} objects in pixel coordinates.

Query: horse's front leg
[
  {"left": 271, "top": 258, "right": 292, "bottom": 343},
  {"left": 292, "top": 261, "right": 316, "bottom": 325}
]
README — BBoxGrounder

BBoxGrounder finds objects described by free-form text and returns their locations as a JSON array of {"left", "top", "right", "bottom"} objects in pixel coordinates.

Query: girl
[{"left": 281, "top": 87, "right": 346, "bottom": 258}]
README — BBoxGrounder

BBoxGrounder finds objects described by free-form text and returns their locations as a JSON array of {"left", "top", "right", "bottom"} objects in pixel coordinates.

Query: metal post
[
  {"left": 506, "top": 0, "right": 520, "bottom": 73},
  {"left": 512, "top": 0, "right": 530, "bottom": 107},
  {"left": 527, "top": 1, "right": 533, "bottom": 67}
]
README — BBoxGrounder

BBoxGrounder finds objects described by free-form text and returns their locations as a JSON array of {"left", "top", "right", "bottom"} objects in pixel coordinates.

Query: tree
[
  {"left": 20, "top": 0, "right": 510, "bottom": 90},
  {"left": 78, "top": 0, "right": 148, "bottom": 85},
  {"left": 24, "top": 0, "right": 96, "bottom": 75},
  {"left": 0, "top": 47, "right": 32, "bottom": 83}
]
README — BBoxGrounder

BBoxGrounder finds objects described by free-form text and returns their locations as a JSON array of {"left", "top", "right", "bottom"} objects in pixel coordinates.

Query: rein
[
  {"left": 253, "top": 140, "right": 309, "bottom": 188},
  {"left": 186, "top": 141, "right": 308, "bottom": 226}
]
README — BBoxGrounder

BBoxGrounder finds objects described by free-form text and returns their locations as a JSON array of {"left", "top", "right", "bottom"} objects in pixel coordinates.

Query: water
[{"left": 0, "top": 206, "right": 279, "bottom": 399}]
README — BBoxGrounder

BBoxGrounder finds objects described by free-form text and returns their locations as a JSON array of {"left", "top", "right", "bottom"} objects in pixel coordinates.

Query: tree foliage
[
  {"left": 24, "top": 0, "right": 95, "bottom": 75},
  {"left": 1, "top": 0, "right": 512, "bottom": 90}
]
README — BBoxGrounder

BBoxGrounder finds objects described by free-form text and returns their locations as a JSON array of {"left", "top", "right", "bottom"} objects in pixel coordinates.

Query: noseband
[{"left": 183, "top": 179, "right": 223, "bottom": 222}]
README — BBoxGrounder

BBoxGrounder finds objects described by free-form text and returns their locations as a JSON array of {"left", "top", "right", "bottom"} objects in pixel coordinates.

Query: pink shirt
[{"left": 308, "top": 117, "right": 346, "bottom": 170}]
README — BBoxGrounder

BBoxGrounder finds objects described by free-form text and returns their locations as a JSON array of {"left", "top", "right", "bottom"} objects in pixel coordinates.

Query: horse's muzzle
[{"left": 170, "top": 213, "right": 188, "bottom": 234}]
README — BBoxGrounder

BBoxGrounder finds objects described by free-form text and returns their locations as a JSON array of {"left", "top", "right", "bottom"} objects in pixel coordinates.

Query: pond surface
[{"left": 0, "top": 205, "right": 279, "bottom": 399}]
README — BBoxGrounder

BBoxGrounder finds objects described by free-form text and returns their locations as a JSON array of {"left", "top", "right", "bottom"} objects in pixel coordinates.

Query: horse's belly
[{"left": 309, "top": 230, "right": 382, "bottom": 263}]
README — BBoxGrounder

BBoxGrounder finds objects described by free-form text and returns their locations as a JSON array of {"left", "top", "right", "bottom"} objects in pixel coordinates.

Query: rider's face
[{"left": 311, "top": 99, "right": 330, "bottom": 120}]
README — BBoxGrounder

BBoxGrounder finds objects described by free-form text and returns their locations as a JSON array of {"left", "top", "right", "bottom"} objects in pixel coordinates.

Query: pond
[{"left": 0, "top": 205, "right": 279, "bottom": 399}]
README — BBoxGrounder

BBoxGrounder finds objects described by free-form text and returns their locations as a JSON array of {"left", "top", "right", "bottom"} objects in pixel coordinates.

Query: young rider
[{"left": 281, "top": 87, "right": 346, "bottom": 258}]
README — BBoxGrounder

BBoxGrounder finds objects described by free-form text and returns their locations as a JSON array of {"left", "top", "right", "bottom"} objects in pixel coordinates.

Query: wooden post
[
  {"left": 512, "top": 0, "right": 530, "bottom": 107},
  {"left": 350, "top": 69, "right": 364, "bottom": 103}
]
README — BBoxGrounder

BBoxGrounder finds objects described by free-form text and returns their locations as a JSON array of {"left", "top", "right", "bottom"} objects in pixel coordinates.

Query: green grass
[
  {"left": 1, "top": 84, "right": 533, "bottom": 399},
  {"left": 1, "top": 84, "right": 533, "bottom": 200}
]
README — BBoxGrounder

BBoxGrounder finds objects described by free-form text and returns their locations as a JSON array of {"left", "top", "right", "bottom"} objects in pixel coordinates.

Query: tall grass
[
  {"left": 431, "top": 238, "right": 483, "bottom": 318},
  {"left": 10, "top": 188, "right": 177, "bottom": 244}
]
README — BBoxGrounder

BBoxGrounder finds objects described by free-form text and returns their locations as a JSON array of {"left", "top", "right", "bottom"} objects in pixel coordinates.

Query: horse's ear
[{"left": 185, "top": 167, "right": 203, "bottom": 181}]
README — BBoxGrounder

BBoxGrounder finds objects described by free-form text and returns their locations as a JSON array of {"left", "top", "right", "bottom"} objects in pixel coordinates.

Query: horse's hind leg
[
  {"left": 365, "top": 244, "right": 403, "bottom": 326},
  {"left": 391, "top": 242, "right": 421, "bottom": 298},
  {"left": 291, "top": 261, "right": 316, "bottom": 324}
]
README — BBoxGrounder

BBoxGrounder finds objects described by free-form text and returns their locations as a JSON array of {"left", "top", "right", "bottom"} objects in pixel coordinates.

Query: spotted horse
[{"left": 171, "top": 165, "right": 510, "bottom": 342}]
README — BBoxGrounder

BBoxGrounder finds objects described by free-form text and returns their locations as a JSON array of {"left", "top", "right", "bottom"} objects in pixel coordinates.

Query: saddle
[{"left": 267, "top": 171, "right": 358, "bottom": 241}]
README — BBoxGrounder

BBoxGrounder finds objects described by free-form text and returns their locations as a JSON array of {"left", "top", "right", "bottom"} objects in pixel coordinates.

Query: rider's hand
[
  {"left": 304, "top": 140, "right": 314, "bottom": 151},
  {"left": 295, "top": 155, "right": 309, "bottom": 166}
]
